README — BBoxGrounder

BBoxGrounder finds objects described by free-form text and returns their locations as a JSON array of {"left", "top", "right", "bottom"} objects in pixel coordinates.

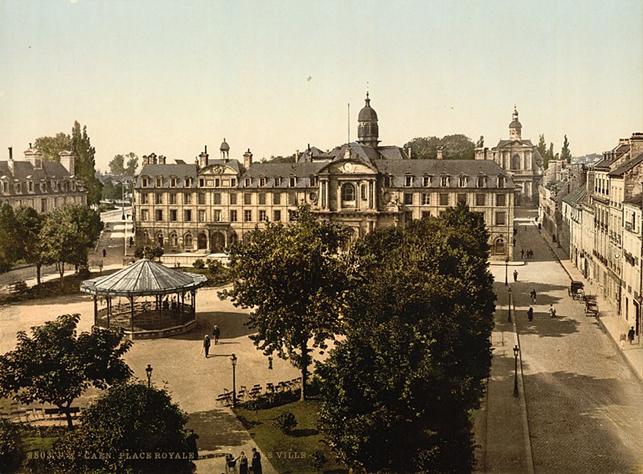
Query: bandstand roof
[{"left": 81, "top": 259, "right": 207, "bottom": 296}]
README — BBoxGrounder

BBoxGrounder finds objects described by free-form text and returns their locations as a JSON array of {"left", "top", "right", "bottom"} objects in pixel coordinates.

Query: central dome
[
  {"left": 357, "top": 92, "right": 379, "bottom": 147},
  {"left": 358, "top": 93, "right": 378, "bottom": 122}
]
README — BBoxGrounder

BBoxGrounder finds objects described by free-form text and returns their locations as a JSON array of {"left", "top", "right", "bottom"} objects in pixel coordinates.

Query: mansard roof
[
  {"left": 0, "top": 160, "right": 73, "bottom": 180},
  {"left": 139, "top": 163, "right": 198, "bottom": 178},
  {"left": 562, "top": 186, "right": 586, "bottom": 207},
  {"left": 608, "top": 153, "right": 643, "bottom": 177}
]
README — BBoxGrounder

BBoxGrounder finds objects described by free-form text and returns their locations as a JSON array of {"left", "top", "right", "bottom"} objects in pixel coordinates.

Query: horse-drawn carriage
[{"left": 568, "top": 280, "right": 584, "bottom": 300}]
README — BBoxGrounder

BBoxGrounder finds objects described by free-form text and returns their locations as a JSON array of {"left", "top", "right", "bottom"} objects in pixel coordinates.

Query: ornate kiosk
[{"left": 81, "top": 259, "right": 207, "bottom": 339}]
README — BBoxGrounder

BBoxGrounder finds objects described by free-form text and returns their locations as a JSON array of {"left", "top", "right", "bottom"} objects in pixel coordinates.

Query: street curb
[{"left": 540, "top": 228, "right": 643, "bottom": 384}]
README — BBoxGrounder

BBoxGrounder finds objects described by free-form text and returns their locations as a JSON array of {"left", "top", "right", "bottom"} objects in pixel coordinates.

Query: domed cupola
[
  {"left": 220, "top": 138, "right": 230, "bottom": 160},
  {"left": 509, "top": 106, "right": 522, "bottom": 140},
  {"left": 357, "top": 92, "right": 379, "bottom": 147}
]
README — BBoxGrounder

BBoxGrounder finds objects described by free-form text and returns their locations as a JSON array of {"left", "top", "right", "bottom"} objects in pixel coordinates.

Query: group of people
[
  {"left": 620, "top": 327, "right": 637, "bottom": 349},
  {"left": 202, "top": 325, "right": 221, "bottom": 358},
  {"left": 520, "top": 249, "right": 535, "bottom": 260},
  {"left": 225, "top": 448, "right": 262, "bottom": 474}
]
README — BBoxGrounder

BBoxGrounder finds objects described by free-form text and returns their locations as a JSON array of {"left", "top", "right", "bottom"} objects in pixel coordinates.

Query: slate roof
[
  {"left": 562, "top": 187, "right": 586, "bottom": 206},
  {"left": 623, "top": 193, "right": 643, "bottom": 208},
  {"left": 495, "top": 139, "right": 534, "bottom": 148},
  {"left": 80, "top": 259, "right": 207, "bottom": 296},
  {"left": 607, "top": 153, "right": 643, "bottom": 177},
  {"left": 0, "top": 160, "right": 73, "bottom": 179},
  {"left": 139, "top": 163, "right": 197, "bottom": 178}
]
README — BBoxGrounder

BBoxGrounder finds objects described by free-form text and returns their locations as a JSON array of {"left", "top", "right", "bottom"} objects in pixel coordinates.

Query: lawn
[{"left": 234, "top": 399, "right": 347, "bottom": 474}]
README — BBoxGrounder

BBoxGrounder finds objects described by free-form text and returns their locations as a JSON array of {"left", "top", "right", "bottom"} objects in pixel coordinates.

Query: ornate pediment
[
  {"left": 201, "top": 165, "right": 237, "bottom": 175},
  {"left": 327, "top": 160, "right": 376, "bottom": 175}
]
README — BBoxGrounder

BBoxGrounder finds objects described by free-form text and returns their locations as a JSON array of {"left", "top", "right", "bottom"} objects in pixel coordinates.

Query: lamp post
[
  {"left": 145, "top": 364, "right": 153, "bottom": 388},
  {"left": 231, "top": 353, "right": 238, "bottom": 407},
  {"left": 121, "top": 179, "right": 129, "bottom": 260},
  {"left": 507, "top": 286, "right": 513, "bottom": 323},
  {"left": 513, "top": 345, "right": 520, "bottom": 397},
  {"left": 505, "top": 256, "right": 509, "bottom": 286}
]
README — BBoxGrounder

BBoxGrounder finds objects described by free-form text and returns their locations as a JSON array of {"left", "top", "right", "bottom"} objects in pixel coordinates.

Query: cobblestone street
[{"left": 484, "top": 215, "right": 643, "bottom": 473}]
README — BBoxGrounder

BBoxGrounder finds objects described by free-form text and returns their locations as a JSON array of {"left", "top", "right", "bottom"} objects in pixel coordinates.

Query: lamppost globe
[
  {"left": 513, "top": 344, "right": 519, "bottom": 358},
  {"left": 513, "top": 345, "right": 520, "bottom": 397},
  {"left": 145, "top": 364, "right": 153, "bottom": 388},
  {"left": 231, "top": 353, "right": 238, "bottom": 407}
]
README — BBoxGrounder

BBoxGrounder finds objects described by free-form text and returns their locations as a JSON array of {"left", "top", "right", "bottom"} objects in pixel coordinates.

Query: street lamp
[
  {"left": 505, "top": 256, "right": 509, "bottom": 286},
  {"left": 507, "top": 286, "right": 513, "bottom": 323},
  {"left": 231, "top": 353, "right": 238, "bottom": 407},
  {"left": 145, "top": 364, "right": 153, "bottom": 388},
  {"left": 121, "top": 179, "right": 129, "bottom": 260},
  {"left": 513, "top": 345, "right": 520, "bottom": 397}
]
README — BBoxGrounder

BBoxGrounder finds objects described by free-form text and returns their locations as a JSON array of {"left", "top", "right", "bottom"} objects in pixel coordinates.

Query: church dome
[
  {"left": 357, "top": 92, "right": 379, "bottom": 147},
  {"left": 509, "top": 106, "right": 522, "bottom": 129},
  {"left": 358, "top": 93, "right": 378, "bottom": 122},
  {"left": 220, "top": 138, "right": 230, "bottom": 152}
]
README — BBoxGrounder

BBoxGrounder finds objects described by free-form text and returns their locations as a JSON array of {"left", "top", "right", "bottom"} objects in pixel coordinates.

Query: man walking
[
  {"left": 527, "top": 306, "right": 534, "bottom": 322},
  {"left": 212, "top": 325, "right": 221, "bottom": 345},
  {"left": 549, "top": 304, "right": 556, "bottom": 318},
  {"left": 203, "top": 335, "right": 211, "bottom": 358},
  {"left": 530, "top": 289, "right": 537, "bottom": 304},
  {"left": 513, "top": 270, "right": 518, "bottom": 282},
  {"left": 628, "top": 326, "right": 635, "bottom": 344}
]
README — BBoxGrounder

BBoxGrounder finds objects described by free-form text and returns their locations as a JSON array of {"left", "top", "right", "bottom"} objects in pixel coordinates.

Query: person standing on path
[
  {"left": 251, "top": 448, "right": 262, "bottom": 474},
  {"left": 549, "top": 304, "right": 556, "bottom": 318},
  {"left": 527, "top": 306, "right": 534, "bottom": 322},
  {"left": 102, "top": 248, "right": 107, "bottom": 258},
  {"left": 530, "top": 289, "right": 537, "bottom": 304},
  {"left": 236, "top": 451, "right": 248, "bottom": 474},
  {"left": 521, "top": 249, "right": 525, "bottom": 260},
  {"left": 628, "top": 326, "right": 635, "bottom": 344},
  {"left": 513, "top": 269, "right": 518, "bottom": 282},
  {"left": 203, "top": 335, "right": 211, "bottom": 358},
  {"left": 212, "top": 324, "right": 220, "bottom": 345},
  {"left": 620, "top": 333, "right": 627, "bottom": 350}
]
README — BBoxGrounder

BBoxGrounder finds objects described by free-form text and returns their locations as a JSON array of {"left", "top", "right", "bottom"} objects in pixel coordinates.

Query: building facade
[
  {"left": 0, "top": 145, "right": 86, "bottom": 212},
  {"left": 475, "top": 107, "right": 543, "bottom": 206},
  {"left": 133, "top": 94, "right": 516, "bottom": 259}
]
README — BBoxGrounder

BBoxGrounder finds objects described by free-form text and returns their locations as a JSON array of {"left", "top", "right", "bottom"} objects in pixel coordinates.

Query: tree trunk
[
  {"left": 59, "top": 404, "right": 74, "bottom": 431},
  {"left": 59, "top": 263, "right": 65, "bottom": 291},
  {"left": 300, "top": 341, "right": 309, "bottom": 401},
  {"left": 36, "top": 263, "right": 41, "bottom": 286}
]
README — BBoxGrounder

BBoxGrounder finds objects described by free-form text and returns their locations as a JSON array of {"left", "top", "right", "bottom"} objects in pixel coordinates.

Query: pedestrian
[
  {"left": 513, "top": 238, "right": 516, "bottom": 247},
  {"left": 186, "top": 429, "right": 199, "bottom": 460},
  {"left": 530, "top": 289, "right": 537, "bottom": 303},
  {"left": 520, "top": 249, "right": 524, "bottom": 260},
  {"left": 513, "top": 270, "right": 518, "bottom": 282},
  {"left": 251, "top": 448, "right": 263, "bottom": 474},
  {"left": 102, "top": 248, "right": 107, "bottom": 258},
  {"left": 225, "top": 453, "right": 236, "bottom": 473},
  {"left": 236, "top": 451, "right": 248, "bottom": 474},
  {"left": 212, "top": 324, "right": 220, "bottom": 345},
  {"left": 203, "top": 335, "right": 211, "bottom": 358},
  {"left": 620, "top": 333, "right": 626, "bottom": 350},
  {"left": 628, "top": 326, "right": 635, "bottom": 344},
  {"left": 549, "top": 304, "right": 556, "bottom": 318},
  {"left": 527, "top": 306, "right": 534, "bottom": 322}
]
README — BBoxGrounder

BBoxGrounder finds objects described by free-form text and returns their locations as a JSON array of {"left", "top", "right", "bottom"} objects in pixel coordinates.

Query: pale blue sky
[{"left": 1, "top": 0, "right": 641, "bottom": 170}]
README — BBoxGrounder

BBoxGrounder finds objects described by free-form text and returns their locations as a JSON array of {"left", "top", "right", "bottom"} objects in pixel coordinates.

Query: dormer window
[
  {"left": 156, "top": 177, "right": 162, "bottom": 187},
  {"left": 441, "top": 176, "right": 449, "bottom": 187},
  {"left": 142, "top": 177, "right": 149, "bottom": 188},
  {"left": 405, "top": 176, "right": 413, "bottom": 187},
  {"left": 15, "top": 182, "right": 21, "bottom": 193},
  {"left": 498, "top": 175, "right": 506, "bottom": 188},
  {"left": 170, "top": 177, "right": 177, "bottom": 187},
  {"left": 215, "top": 178, "right": 220, "bottom": 187},
  {"left": 310, "top": 176, "right": 318, "bottom": 187},
  {"left": 423, "top": 176, "right": 431, "bottom": 187},
  {"left": 290, "top": 176, "right": 297, "bottom": 187},
  {"left": 477, "top": 176, "right": 487, "bottom": 188},
  {"left": 28, "top": 181, "right": 34, "bottom": 193},
  {"left": 459, "top": 176, "right": 468, "bottom": 187},
  {"left": 275, "top": 177, "right": 283, "bottom": 186},
  {"left": 199, "top": 178, "right": 205, "bottom": 187},
  {"left": 259, "top": 177, "right": 267, "bottom": 187},
  {"left": 185, "top": 178, "right": 193, "bottom": 187},
  {"left": 385, "top": 175, "right": 393, "bottom": 187},
  {"left": 245, "top": 178, "right": 252, "bottom": 187},
  {"left": 231, "top": 178, "right": 237, "bottom": 187}
]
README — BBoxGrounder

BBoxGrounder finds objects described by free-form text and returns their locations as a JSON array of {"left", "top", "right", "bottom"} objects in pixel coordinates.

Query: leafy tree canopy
[
  {"left": 109, "top": 152, "right": 139, "bottom": 176},
  {"left": 13, "top": 206, "right": 50, "bottom": 284},
  {"left": 560, "top": 135, "right": 572, "bottom": 163},
  {"left": 221, "top": 205, "right": 350, "bottom": 400},
  {"left": 0, "top": 203, "right": 19, "bottom": 272},
  {"left": 405, "top": 134, "right": 475, "bottom": 160},
  {"left": 34, "top": 133, "right": 72, "bottom": 162},
  {"left": 319, "top": 204, "right": 495, "bottom": 472},
  {"left": 0, "top": 314, "right": 132, "bottom": 430}
]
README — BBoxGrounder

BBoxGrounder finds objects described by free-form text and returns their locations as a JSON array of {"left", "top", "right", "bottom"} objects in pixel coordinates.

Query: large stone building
[
  {"left": 133, "top": 94, "right": 515, "bottom": 259},
  {"left": 475, "top": 107, "right": 543, "bottom": 206},
  {"left": 0, "top": 145, "right": 86, "bottom": 212}
]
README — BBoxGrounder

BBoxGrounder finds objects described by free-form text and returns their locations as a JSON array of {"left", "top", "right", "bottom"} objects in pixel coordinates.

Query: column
[
  {"left": 107, "top": 296, "right": 111, "bottom": 329},
  {"left": 93, "top": 295, "right": 98, "bottom": 327},
  {"left": 130, "top": 296, "right": 135, "bottom": 334}
]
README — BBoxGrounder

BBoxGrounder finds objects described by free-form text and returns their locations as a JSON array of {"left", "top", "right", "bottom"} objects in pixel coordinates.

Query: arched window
[
  {"left": 498, "top": 175, "right": 506, "bottom": 188},
  {"left": 511, "top": 154, "right": 521, "bottom": 170},
  {"left": 156, "top": 232, "right": 164, "bottom": 248},
  {"left": 459, "top": 175, "right": 468, "bottom": 187},
  {"left": 341, "top": 183, "right": 356, "bottom": 204},
  {"left": 184, "top": 233, "right": 193, "bottom": 250},
  {"left": 361, "top": 183, "right": 368, "bottom": 200},
  {"left": 494, "top": 237, "right": 506, "bottom": 255},
  {"left": 169, "top": 232, "right": 178, "bottom": 247}
]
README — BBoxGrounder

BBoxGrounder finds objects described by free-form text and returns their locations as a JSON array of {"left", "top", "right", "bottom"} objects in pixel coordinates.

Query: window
[
  {"left": 214, "top": 178, "right": 220, "bottom": 187},
  {"left": 231, "top": 178, "right": 237, "bottom": 187},
  {"left": 310, "top": 176, "right": 318, "bottom": 187},
  {"left": 170, "top": 178, "right": 177, "bottom": 187},
  {"left": 498, "top": 176, "right": 506, "bottom": 188},
  {"left": 511, "top": 154, "right": 521, "bottom": 170},
  {"left": 259, "top": 192, "right": 266, "bottom": 205},
  {"left": 439, "top": 193, "right": 449, "bottom": 206},
  {"left": 273, "top": 210, "right": 281, "bottom": 221},
  {"left": 476, "top": 194, "right": 486, "bottom": 206},
  {"left": 477, "top": 176, "right": 486, "bottom": 188},
  {"left": 213, "top": 193, "right": 221, "bottom": 205},
  {"left": 289, "top": 176, "right": 297, "bottom": 187},
  {"left": 199, "top": 178, "right": 205, "bottom": 187},
  {"left": 341, "top": 183, "right": 356, "bottom": 203},
  {"left": 385, "top": 175, "right": 392, "bottom": 187},
  {"left": 155, "top": 210, "right": 163, "bottom": 221},
  {"left": 198, "top": 210, "right": 206, "bottom": 222},
  {"left": 405, "top": 176, "right": 413, "bottom": 187},
  {"left": 441, "top": 176, "right": 449, "bottom": 187},
  {"left": 155, "top": 193, "right": 163, "bottom": 204},
  {"left": 275, "top": 177, "right": 282, "bottom": 186},
  {"left": 361, "top": 184, "right": 368, "bottom": 200},
  {"left": 259, "top": 178, "right": 267, "bottom": 186},
  {"left": 422, "top": 211, "right": 431, "bottom": 219},
  {"left": 213, "top": 210, "right": 221, "bottom": 222},
  {"left": 184, "top": 210, "right": 192, "bottom": 222},
  {"left": 422, "top": 176, "right": 431, "bottom": 187},
  {"left": 245, "top": 178, "right": 251, "bottom": 187},
  {"left": 244, "top": 210, "right": 252, "bottom": 222},
  {"left": 273, "top": 192, "right": 281, "bottom": 205},
  {"left": 404, "top": 193, "right": 413, "bottom": 205},
  {"left": 496, "top": 193, "right": 506, "bottom": 206},
  {"left": 289, "top": 210, "right": 298, "bottom": 221},
  {"left": 141, "top": 193, "right": 149, "bottom": 204},
  {"left": 289, "top": 192, "right": 297, "bottom": 206},
  {"left": 185, "top": 178, "right": 193, "bottom": 187},
  {"left": 495, "top": 211, "right": 506, "bottom": 225},
  {"left": 259, "top": 210, "right": 267, "bottom": 222},
  {"left": 230, "top": 192, "right": 237, "bottom": 205},
  {"left": 459, "top": 176, "right": 468, "bottom": 187},
  {"left": 184, "top": 193, "right": 192, "bottom": 204},
  {"left": 170, "top": 210, "right": 177, "bottom": 222},
  {"left": 230, "top": 210, "right": 238, "bottom": 222},
  {"left": 422, "top": 193, "right": 431, "bottom": 205},
  {"left": 169, "top": 193, "right": 177, "bottom": 204},
  {"left": 197, "top": 192, "right": 205, "bottom": 204},
  {"left": 244, "top": 193, "right": 252, "bottom": 205},
  {"left": 141, "top": 209, "right": 149, "bottom": 221},
  {"left": 156, "top": 178, "right": 162, "bottom": 187},
  {"left": 457, "top": 193, "right": 467, "bottom": 205},
  {"left": 142, "top": 178, "right": 149, "bottom": 188},
  {"left": 27, "top": 181, "right": 33, "bottom": 193}
]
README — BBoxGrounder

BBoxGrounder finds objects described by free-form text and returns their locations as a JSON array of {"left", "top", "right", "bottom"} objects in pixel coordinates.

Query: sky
[{"left": 0, "top": 0, "right": 642, "bottom": 171}]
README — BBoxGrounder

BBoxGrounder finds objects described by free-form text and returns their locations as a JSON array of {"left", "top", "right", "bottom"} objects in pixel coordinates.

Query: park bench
[
  {"left": 216, "top": 392, "right": 231, "bottom": 406},
  {"left": 7, "top": 280, "right": 27, "bottom": 295}
]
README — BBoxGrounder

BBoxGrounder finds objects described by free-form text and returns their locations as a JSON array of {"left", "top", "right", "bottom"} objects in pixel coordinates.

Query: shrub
[
  {"left": 274, "top": 412, "right": 297, "bottom": 434},
  {"left": 207, "top": 259, "right": 224, "bottom": 274},
  {"left": 134, "top": 246, "right": 144, "bottom": 259},
  {"left": 311, "top": 450, "right": 327, "bottom": 470},
  {"left": 239, "top": 389, "right": 300, "bottom": 411},
  {"left": 193, "top": 259, "right": 205, "bottom": 269},
  {"left": 0, "top": 419, "right": 22, "bottom": 472}
]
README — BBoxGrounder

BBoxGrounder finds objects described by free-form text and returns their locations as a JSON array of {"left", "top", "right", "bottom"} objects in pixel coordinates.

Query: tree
[
  {"left": 71, "top": 121, "right": 103, "bottom": 205},
  {"left": 109, "top": 152, "right": 139, "bottom": 177},
  {"left": 0, "top": 419, "right": 22, "bottom": 472},
  {"left": 404, "top": 135, "right": 475, "bottom": 160},
  {"left": 560, "top": 135, "right": 572, "bottom": 163},
  {"left": 220, "top": 205, "right": 350, "bottom": 400},
  {"left": 34, "top": 133, "right": 72, "bottom": 161},
  {"left": 537, "top": 134, "right": 547, "bottom": 168},
  {"left": 0, "top": 314, "right": 132, "bottom": 430},
  {"left": 13, "top": 206, "right": 49, "bottom": 285},
  {"left": 546, "top": 142, "right": 556, "bottom": 168},
  {"left": 0, "top": 203, "right": 19, "bottom": 272},
  {"left": 40, "top": 205, "right": 103, "bottom": 288},
  {"left": 318, "top": 204, "right": 495, "bottom": 472},
  {"left": 47, "top": 383, "right": 193, "bottom": 473}
]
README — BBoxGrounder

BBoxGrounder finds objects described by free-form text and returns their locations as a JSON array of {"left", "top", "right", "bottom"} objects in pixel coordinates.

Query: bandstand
[{"left": 81, "top": 259, "right": 207, "bottom": 339}]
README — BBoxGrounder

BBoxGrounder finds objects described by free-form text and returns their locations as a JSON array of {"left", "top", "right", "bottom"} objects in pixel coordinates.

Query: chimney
[
  {"left": 243, "top": 149, "right": 253, "bottom": 168},
  {"left": 59, "top": 151, "right": 76, "bottom": 175},
  {"left": 630, "top": 132, "right": 643, "bottom": 158},
  {"left": 295, "top": 149, "right": 300, "bottom": 163},
  {"left": 8, "top": 147, "right": 14, "bottom": 174},
  {"left": 407, "top": 146, "right": 412, "bottom": 159},
  {"left": 436, "top": 145, "right": 444, "bottom": 160},
  {"left": 25, "top": 145, "right": 43, "bottom": 169}
]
